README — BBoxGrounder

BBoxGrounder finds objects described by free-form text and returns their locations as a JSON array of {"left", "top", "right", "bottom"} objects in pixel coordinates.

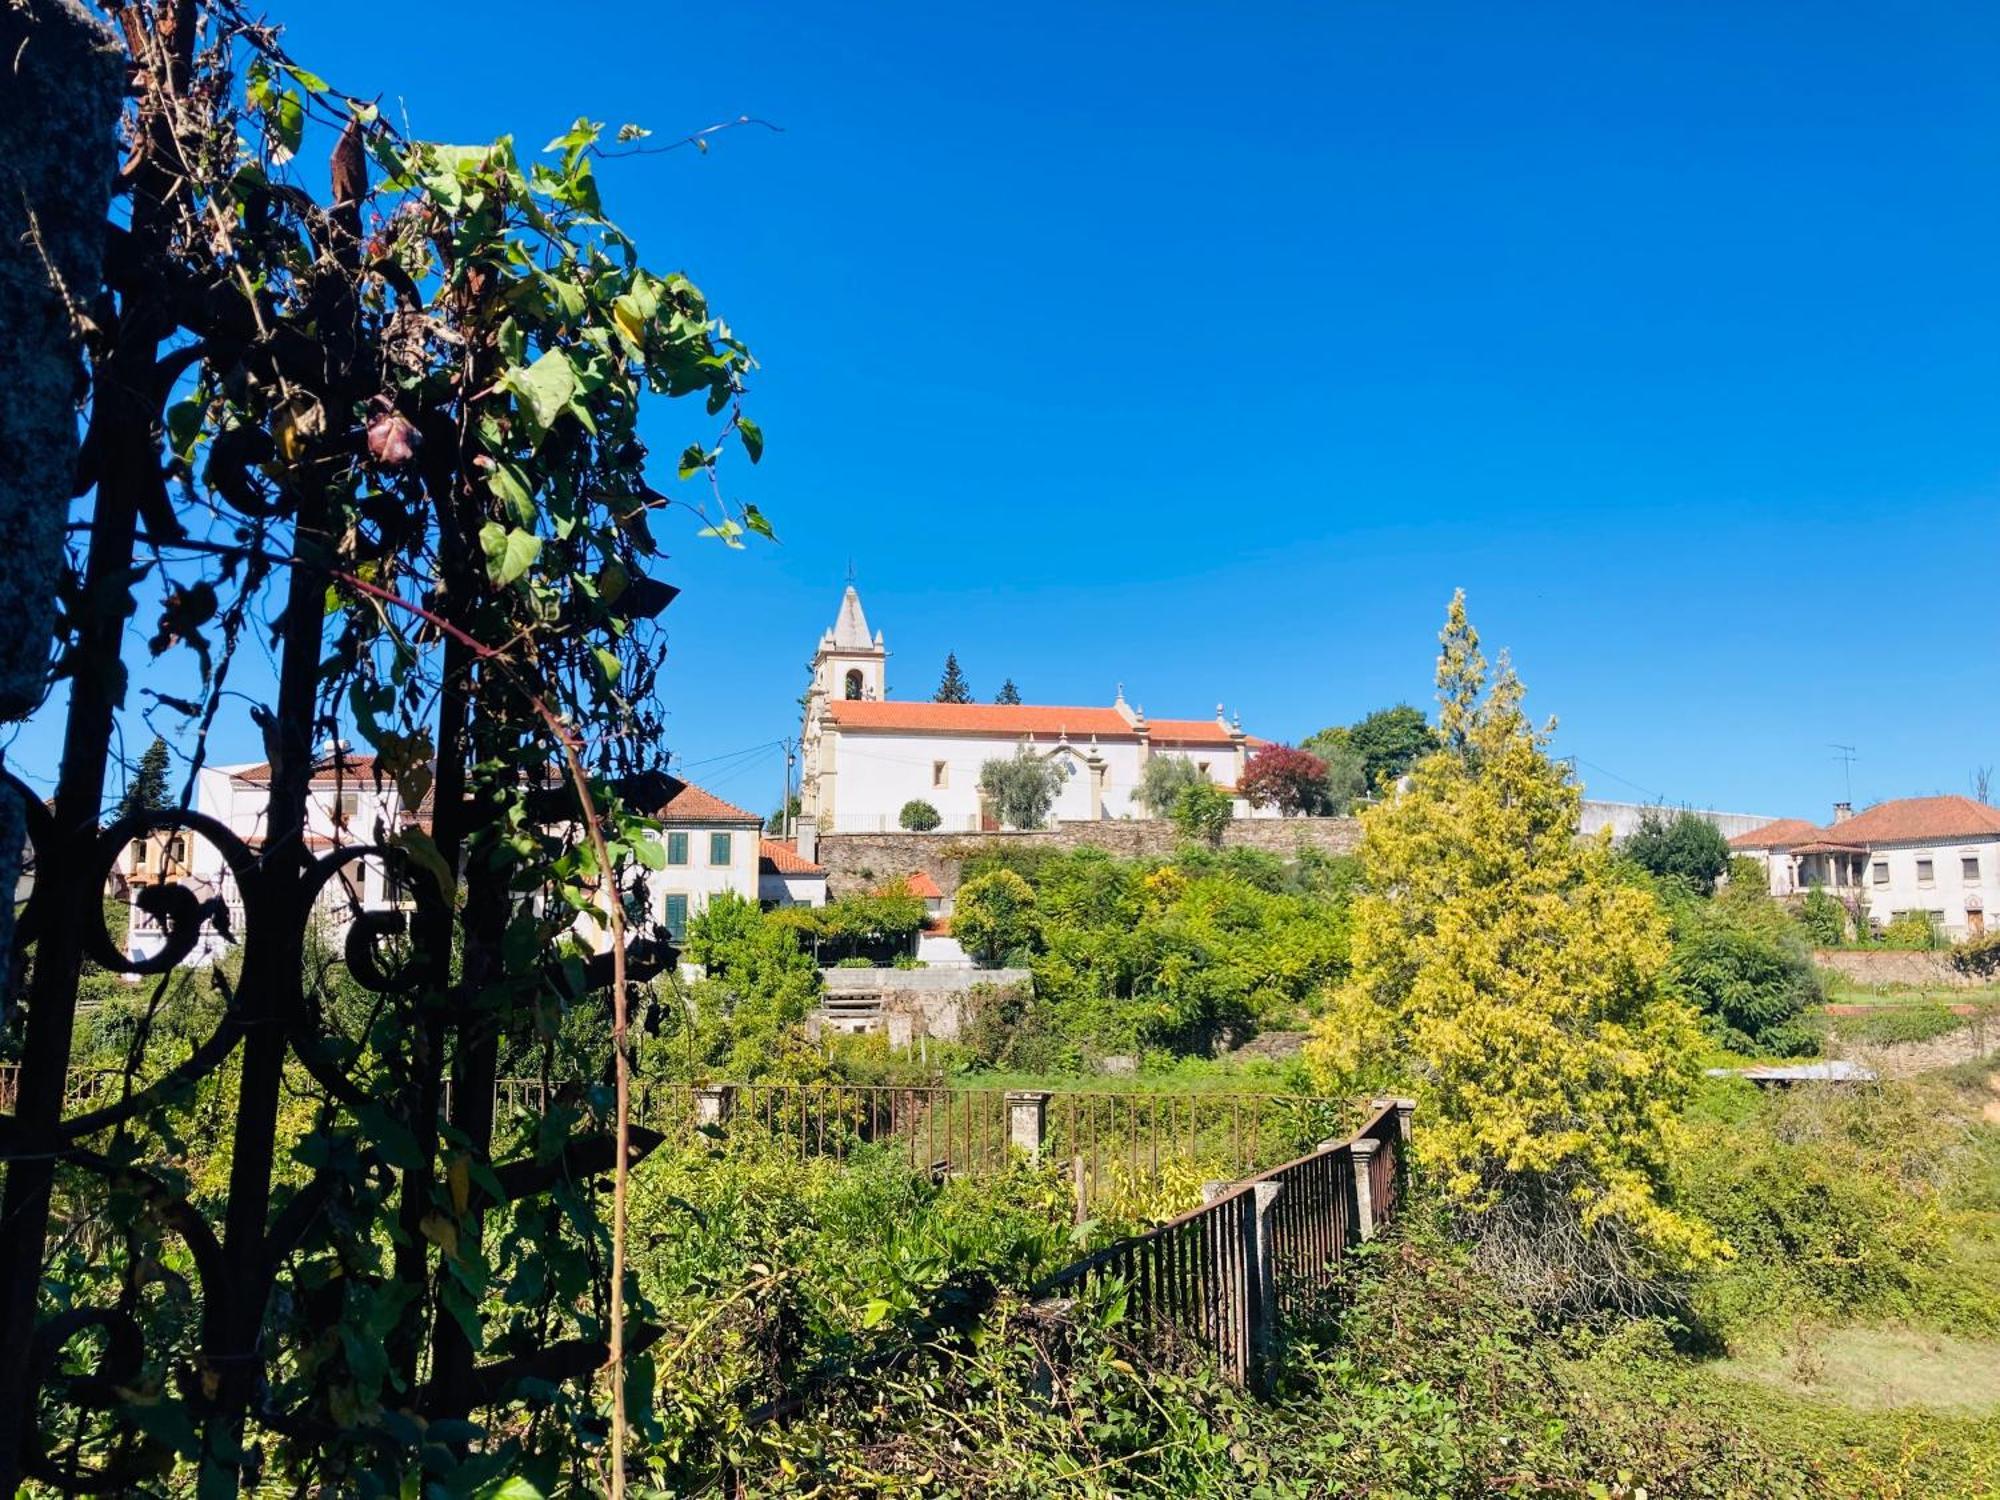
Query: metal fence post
[
  {"left": 1246, "top": 1181, "right": 1283, "bottom": 1395},
  {"left": 1349, "top": 1137, "right": 1380, "bottom": 1240},
  {"left": 1006, "top": 1090, "right": 1051, "bottom": 1162}
]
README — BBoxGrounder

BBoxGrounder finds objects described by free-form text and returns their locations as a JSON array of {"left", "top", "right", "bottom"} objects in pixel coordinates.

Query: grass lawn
[
  {"left": 1716, "top": 1326, "right": 2000, "bottom": 1415},
  {"left": 1823, "top": 979, "right": 2000, "bottom": 1009}
]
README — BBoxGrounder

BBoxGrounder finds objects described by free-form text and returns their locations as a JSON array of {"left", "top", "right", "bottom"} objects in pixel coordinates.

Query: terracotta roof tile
[
  {"left": 1146, "top": 718, "right": 1240, "bottom": 746},
  {"left": 824, "top": 700, "right": 1248, "bottom": 744},
  {"left": 758, "top": 838, "right": 826, "bottom": 877},
  {"left": 1728, "top": 817, "right": 1821, "bottom": 851},
  {"left": 1820, "top": 795, "right": 2000, "bottom": 846},
  {"left": 655, "top": 777, "right": 760, "bottom": 825},
  {"left": 1731, "top": 797, "right": 2000, "bottom": 852},
  {"left": 228, "top": 753, "right": 379, "bottom": 785},
  {"left": 902, "top": 870, "right": 943, "bottom": 899}
]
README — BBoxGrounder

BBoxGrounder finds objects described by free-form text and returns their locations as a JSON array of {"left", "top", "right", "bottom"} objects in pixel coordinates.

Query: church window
[
  {"left": 932, "top": 761, "right": 948, "bottom": 789},
  {"left": 844, "top": 669, "right": 863, "bottom": 700}
]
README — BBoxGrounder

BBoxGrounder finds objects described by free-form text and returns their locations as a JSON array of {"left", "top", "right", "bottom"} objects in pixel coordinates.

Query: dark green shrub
[
  {"left": 898, "top": 798, "right": 941, "bottom": 831},
  {"left": 1670, "top": 892, "right": 1825, "bottom": 1055},
  {"left": 1624, "top": 808, "right": 1732, "bottom": 895},
  {"left": 1797, "top": 887, "right": 1846, "bottom": 947}
]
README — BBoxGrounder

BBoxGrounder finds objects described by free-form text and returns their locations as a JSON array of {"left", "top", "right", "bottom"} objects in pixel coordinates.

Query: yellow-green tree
[{"left": 1307, "top": 592, "right": 1722, "bottom": 1307}]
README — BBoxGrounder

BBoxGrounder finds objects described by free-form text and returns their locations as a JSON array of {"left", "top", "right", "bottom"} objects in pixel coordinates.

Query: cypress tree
[
  {"left": 933, "top": 652, "right": 973, "bottom": 704},
  {"left": 115, "top": 736, "right": 173, "bottom": 822},
  {"left": 994, "top": 678, "right": 1022, "bottom": 705}
]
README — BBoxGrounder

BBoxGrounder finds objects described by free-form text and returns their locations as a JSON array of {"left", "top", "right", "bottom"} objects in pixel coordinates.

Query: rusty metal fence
[
  {"left": 6, "top": 1066, "right": 1354, "bottom": 1214},
  {"left": 1036, "top": 1097, "right": 1412, "bottom": 1390}
]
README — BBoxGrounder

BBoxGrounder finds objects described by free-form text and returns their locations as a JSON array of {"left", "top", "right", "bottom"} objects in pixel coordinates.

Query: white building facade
[
  {"left": 127, "top": 761, "right": 824, "bottom": 968},
  {"left": 1731, "top": 796, "right": 2000, "bottom": 940},
  {"left": 798, "top": 586, "right": 1272, "bottom": 835}
]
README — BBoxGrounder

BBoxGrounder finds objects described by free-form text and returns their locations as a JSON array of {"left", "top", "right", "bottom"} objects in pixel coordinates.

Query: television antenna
[{"left": 1828, "top": 743, "right": 1857, "bottom": 802}]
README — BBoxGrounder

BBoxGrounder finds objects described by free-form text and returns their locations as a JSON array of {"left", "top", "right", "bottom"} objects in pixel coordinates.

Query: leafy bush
[
  {"left": 1624, "top": 808, "right": 1733, "bottom": 895},
  {"left": 952, "top": 869, "right": 1039, "bottom": 963},
  {"left": 897, "top": 798, "right": 942, "bottom": 831},
  {"left": 833, "top": 955, "right": 876, "bottom": 969},
  {"left": 1170, "top": 779, "right": 1232, "bottom": 845},
  {"left": 1796, "top": 886, "right": 1847, "bottom": 946},
  {"left": 1952, "top": 928, "right": 2000, "bottom": 977},
  {"left": 1882, "top": 909, "right": 1947, "bottom": 950},
  {"left": 669, "top": 893, "right": 825, "bottom": 1077},
  {"left": 771, "top": 888, "right": 926, "bottom": 963},
  {"left": 1828, "top": 1002, "right": 1966, "bottom": 1046},
  {"left": 1677, "top": 1076, "right": 1993, "bottom": 1336},
  {"left": 1669, "top": 890, "right": 1825, "bottom": 1056}
]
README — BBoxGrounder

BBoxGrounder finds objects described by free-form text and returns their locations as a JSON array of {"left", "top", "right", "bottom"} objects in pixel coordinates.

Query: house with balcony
[{"left": 1730, "top": 796, "right": 2000, "bottom": 939}]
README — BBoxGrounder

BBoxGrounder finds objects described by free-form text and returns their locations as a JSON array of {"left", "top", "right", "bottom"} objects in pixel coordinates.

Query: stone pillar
[
  {"left": 0, "top": 0, "right": 121, "bottom": 721},
  {"left": 1200, "top": 1180, "right": 1231, "bottom": 1206},
  {"left": 1349, "top": 1137, "right": 1380, "bottom": 1241},
  {"left": 0, "top": 1, "right": 122, "bottom": 983},
  {"left": 1244, "top": 1181, "right": 1283, "bottom": 1395},
  {"left": 795, "top": 813, "right": 817, "bottom": 866},
  {"left": 693, "top": 1084, "right": 736, "bottom": 1129},
  {"left": 885, "top": 1013, "right": 914, "bottom": 1051},
  {"left": 1369, "top": 1096, "right": 1418, "bottom": 1148},
  {"left": 1006, "top": 1090, "right": 1050, "bottom": 1162}
]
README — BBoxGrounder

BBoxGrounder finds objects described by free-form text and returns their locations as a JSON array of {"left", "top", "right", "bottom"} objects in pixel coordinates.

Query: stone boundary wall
[
  {"left": 817, "top": 817, "right": 1361, "bottom": 897},
  {"left": 818, "top": 966, "right": 1032, "bottom": 1042},
  {"left": 821, "top": 967, "right": 1034, "bottom": 996},
  {"left": 1812, "top": 948, "right": 1977, "bottom": 989}
]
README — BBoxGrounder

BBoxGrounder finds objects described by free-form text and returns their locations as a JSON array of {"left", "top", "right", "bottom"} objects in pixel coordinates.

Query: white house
[
  {"left": 126, "top": 751, "right": 419, "bottom": 967},
  {"left": 797, "top": 585, "right": 1274, "bottom": 836},
  {"left": 756, "top": 837, "right": 827, "bottom": 909},
  {"left": 127, "top": 759, "right": 825, "bottom": 967},
  {"left": 1731, "top": 796, "right": 2000, "bottom": 940}
]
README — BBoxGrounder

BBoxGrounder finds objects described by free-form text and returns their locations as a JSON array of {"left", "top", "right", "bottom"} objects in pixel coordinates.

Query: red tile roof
[
  {"left": 1728, "top": 817, "right": 1821, "bottom": 851},
  {"left": 1731, "top": 797, "right": 2000, "bottom": 852},
  {"left": 229, "top": 753, "right": 380, "bottom": 785},
  {"left": 824, "top": 700, "right": 1247, "bottom": 744},
  {"left": 1821, "top": 795, "right": 2000, "bottom": 846},
  {"left": 902, "top": 869, "right": 943, "bottom": 899},
  {"left": 758, "top": 838, "right": 826, "bottom": 877},
  {"left": 654, "top": 778, "right": 760, "bottom": 825},
  {"left": 1146, "top": 718, "right": 1240, "bottom": 747}
]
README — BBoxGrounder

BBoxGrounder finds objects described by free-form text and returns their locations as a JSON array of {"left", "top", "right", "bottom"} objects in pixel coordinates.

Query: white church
[{"left": 796, "top": 586, "right": 1275, "bottom": 838}]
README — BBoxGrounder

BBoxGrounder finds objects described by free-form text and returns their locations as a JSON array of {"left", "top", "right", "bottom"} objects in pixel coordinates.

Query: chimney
[
  {"left": 1833, "top": 802, "right": 1853, "bottom": 824},
  {"left": 795, "top": 813, "right": 817, "bottom": 865}
]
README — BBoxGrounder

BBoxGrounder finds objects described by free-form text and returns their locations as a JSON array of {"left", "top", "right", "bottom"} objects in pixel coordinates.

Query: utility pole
[{"left": 780, "top": 737, "right": 798, "bottom": 840}]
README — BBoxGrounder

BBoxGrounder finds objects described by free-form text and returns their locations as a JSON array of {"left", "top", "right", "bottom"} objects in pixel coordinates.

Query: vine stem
[{"left": 327, "top": 565, "right": 634, "bottom": 1485}]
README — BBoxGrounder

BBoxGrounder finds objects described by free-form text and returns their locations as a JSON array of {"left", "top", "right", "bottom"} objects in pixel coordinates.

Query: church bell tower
[{"left": 799, "top": 584, "right": 887, "bottom": 842}]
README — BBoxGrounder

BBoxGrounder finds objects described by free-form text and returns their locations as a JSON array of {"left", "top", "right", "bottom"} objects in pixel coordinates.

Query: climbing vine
[{"left": 1, "top": 2, "right": 765, "bottom": 1492}]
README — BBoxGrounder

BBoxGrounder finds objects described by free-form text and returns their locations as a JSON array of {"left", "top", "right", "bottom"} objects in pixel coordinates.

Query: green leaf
[
  {"left": 280, "top": 62, "right": 329, "bottom": 92},
  {"left": 478, "top": 523, "right": 541, "bottom": 587},
  {"left": 742, "top": 504, "right": 776, "bottom": 542},
  {"left": 590, "top": 646, "right": 621, "bottom": 687},
  {"left": 631, "top": 836, "right": 664, "bottom": 871},
  {"left": 488, "top": 463, "right": 536, "bottom": 528},
  {"left": 165, "top": 398, "right": 205, "bottom": 463},
  {"left": 676, "top": 444, "right": 710, "bottom": 480},
  {"left": 269, "top": 89, "right": 305, "bottom": 163},
  {"left": 501, "top": 351, "right": 578, "bottom": 442},
  {"left": 736, "top": 417, "right": 764, "bottom": 463}
]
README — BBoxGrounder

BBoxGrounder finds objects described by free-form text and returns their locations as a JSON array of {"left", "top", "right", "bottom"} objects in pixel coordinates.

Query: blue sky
[{"left": 9, "top": 1, "right": 1998, "bottom": 821}]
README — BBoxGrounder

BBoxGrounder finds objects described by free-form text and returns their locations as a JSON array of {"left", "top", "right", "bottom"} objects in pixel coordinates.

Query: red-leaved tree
[{"left": 1239, "top": 743, "right": 1331, "bottom": 816}]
